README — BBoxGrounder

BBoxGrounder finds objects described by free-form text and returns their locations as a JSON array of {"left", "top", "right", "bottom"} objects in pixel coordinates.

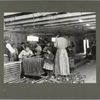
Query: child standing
[{"left": 43, "top": 49, "right": 54, "bottom": 78}]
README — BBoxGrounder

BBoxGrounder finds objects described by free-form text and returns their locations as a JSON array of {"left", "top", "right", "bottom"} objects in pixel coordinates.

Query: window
[
  {"left": 51, "top": 37, "right": 56, "bottom": 42},
  {"left": 83, "top": 39, "right": 89, "bottom": 54}
]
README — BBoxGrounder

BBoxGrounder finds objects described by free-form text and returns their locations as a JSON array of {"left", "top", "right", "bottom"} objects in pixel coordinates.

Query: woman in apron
[{"left": 54, "top": 35, "right": 70, "bottom": 79}]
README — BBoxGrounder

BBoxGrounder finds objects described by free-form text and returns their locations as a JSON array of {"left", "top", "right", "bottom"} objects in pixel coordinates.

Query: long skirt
[{"left": 54, "top": 49, "right": 70, "bottom": 76}]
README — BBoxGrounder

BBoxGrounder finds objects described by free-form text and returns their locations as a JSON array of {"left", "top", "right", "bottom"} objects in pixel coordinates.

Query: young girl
[
  {"left": 18, "top": 46, "right": 33, "bottom": 61},
  {"left": 18, "top": 46, "right": 33, "bottom": 78},
  {"left": 43, "top": 49, "right": 54, "bottom": 78}
]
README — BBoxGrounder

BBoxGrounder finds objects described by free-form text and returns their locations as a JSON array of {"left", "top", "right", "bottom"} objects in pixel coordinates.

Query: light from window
[
  {"left": 51, "top": 37, "right": 56, "bottom": 42},
  {"left": 83, "top": 39, "right": 89, "bottom": 54}
]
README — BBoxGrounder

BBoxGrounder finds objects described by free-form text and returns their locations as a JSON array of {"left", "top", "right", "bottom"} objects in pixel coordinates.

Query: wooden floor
[
  {"left": 75, "top": 60, "right": 96, "bottom": 83},
  {"left": 4, "top": 60, "right": 96, "bottom": 83}
]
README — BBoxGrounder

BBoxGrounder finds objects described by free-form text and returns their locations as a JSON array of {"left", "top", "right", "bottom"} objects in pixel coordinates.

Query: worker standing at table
[
  {"left": 35, "top": 42, "right": 42, "bottom": 56},
  {"left": 12, "top": 43, "right": 19, "bottom": 61},
  {"left": 18, "top": 46, "right": 33, "bottom": 61},
  {"left": 42, "top": 42, "right": 53, "bottom": 76},
  {"left": 4, "top": 36, "right": 15, "bottom": 62},
  {"left": 43, "top": 43, "right": 52, "bottom": 53},
  {"left": 43, "top": 48, "right": 54, "bottom": 78},
  {"left": 18, "top": 46, "right": 33, "bottom": 78}
]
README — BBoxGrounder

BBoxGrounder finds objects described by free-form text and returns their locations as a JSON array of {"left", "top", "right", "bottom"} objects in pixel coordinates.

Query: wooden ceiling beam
[
  {"left": 5, "top": 15, "right": 96, "bottom": 27},
  {"left": 4, "top": 12, "right": 96, "bottom": 25}
]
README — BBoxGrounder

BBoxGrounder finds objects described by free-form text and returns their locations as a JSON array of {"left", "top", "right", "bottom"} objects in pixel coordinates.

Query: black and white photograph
[{"left": 4, "top": 12, "right": 96, "bottom": 84}]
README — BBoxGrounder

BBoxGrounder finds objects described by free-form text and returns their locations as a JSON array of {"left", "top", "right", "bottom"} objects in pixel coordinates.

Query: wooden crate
[{"left": 4, "top": 61, "right": 21, "bottom": 83}]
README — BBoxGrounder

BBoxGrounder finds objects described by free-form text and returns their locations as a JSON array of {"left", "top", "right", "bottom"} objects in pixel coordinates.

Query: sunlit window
[
  {"left": 51, "top": 37, "right": 56, "bottom": 42},
  {"left": 83, "top": 39, "right": 89, "bottom": 54}
]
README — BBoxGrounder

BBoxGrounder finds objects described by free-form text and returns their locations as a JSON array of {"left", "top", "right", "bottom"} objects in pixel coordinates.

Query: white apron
[{"left": 54, "top": 37, "right": 70, "bottom": 76}]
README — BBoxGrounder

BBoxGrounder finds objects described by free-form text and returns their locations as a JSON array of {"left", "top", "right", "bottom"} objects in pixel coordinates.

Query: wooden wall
[
  {"left": 4, "top": 31, "right": 27, "bottom": 45},
  {"left": 4, "top": 31, "right": 82, "bottom": 53},
  {"left": 4, "top": 30, "right": 96, "bottom": 54}
]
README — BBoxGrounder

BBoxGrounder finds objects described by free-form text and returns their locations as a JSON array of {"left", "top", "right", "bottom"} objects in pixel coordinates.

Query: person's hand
[
  {"left": 23, "top": 56, "right": 27, "bottom": 59},
  {"left": 56, "top": 35, "right": 59, "bottom": 37},
  {"left": 46, "top": 56, "right": 49, "bottom": 59}
]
